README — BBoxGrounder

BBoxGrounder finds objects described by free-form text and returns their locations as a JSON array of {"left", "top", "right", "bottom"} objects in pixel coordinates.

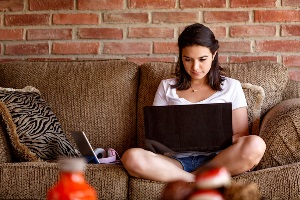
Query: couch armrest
[
  {"left": 256, "top": 98, "right": 300, "bottom": 170},
  {"left": 0, "top": 125, "right": 12, "bottom": 163},
  {"left": 233, "top": 162, "right": 300, "bottom": 199}
]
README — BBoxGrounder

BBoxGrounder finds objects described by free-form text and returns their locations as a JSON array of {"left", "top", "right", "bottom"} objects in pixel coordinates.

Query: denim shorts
[{"left": 171, "top": 152, "right": 218, "bottom": 172}]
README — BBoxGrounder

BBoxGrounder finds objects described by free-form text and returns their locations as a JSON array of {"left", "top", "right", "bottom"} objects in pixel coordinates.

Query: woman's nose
[{"left": 192, "top": 60, "right": 200, "bottom": 70}]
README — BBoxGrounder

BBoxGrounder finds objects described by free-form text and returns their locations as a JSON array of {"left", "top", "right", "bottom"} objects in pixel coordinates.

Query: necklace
[
  {"left": 190, "top": 86, "right": 198, "bottom": 92},
  {"left": 190, "top": 83, "right": 205, "bottom": 92}
]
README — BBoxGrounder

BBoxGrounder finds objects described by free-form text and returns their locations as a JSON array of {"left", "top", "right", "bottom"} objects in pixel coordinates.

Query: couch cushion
[
  {"left": 137, "top": 62, "right": 265, "bottom": 147},
  {"left": 0, "top": 162, "right": 128, "bottom": 199},
  {"left": 129, "top": 178, "right": 166, "bottom": 200},
  {"left": 0, "top": 86, "right": 80, "bottom": 161},
  {"left": 282, "top": 79, "right": 300, "bottom": 100},
  {"left": 0, "top": 60, "right": 139, "bottom": 156},
  {"left": 241, "top": 83, "right": 265, "bottom": 136},
  {"left": 256, "top": 98, "right": 300, "bottom": 170},
  {"left": 222, "top": 61, "right": 289, "bottom": 116},
  {"left": 0, "top": 126, "right": 12, "bottom": 163}
]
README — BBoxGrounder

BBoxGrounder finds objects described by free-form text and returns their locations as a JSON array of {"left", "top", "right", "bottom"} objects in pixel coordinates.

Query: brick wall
[{"left": 0, "top": 0, "right": 299, "bottom": 80}]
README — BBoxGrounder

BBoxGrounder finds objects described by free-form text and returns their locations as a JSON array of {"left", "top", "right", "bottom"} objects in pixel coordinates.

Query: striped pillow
[{"left": 0, "top": 86, "right": 80, "bottom": 161}]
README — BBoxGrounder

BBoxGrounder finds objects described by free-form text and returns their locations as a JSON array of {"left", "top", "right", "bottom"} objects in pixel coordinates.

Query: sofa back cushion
[
  {"left": 137, "top": 61, "right": 268, "bottom": 147},
  {"left": 222, "top": 61, "right": 288, "bottom": 116},
  {"left": 0, "top": 60, "right": 139, "bottom": 156}
]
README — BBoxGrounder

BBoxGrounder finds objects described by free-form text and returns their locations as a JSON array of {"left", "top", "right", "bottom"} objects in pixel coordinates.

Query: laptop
[
  {"left": 71, "top": 131, "right": 101, "bottom": 164},
  {"left": 143, "top": 103, "right": 233, "bottom": 154},
  {"left": 71, "top": 131, "right": 119, "bottom": 164}
]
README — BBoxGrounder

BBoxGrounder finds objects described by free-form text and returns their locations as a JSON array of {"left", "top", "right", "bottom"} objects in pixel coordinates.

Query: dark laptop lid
[
  {"left": 70, "top": 131, "right": 100, "bottom": 164},
  {"left": 143, "top": 103, "right": 233, "bottom": 153}
]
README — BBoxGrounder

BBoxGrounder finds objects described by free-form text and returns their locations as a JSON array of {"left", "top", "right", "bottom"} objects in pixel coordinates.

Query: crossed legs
[{"left": 121, "top": 135, "right": 266, "bottom": 182}]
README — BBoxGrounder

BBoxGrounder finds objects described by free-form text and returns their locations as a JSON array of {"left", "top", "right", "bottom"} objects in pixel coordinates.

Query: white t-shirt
[
  {"left": 153, "top": 77, "right": 247, "bottom": 110},
  {"left": 152, "top": 77, "right": 247, "bottom": 158}
]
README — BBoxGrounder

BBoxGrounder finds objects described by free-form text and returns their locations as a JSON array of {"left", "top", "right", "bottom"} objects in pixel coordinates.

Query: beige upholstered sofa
[{"left": 0, "top": 60, "right": 299, "bottom": 200}]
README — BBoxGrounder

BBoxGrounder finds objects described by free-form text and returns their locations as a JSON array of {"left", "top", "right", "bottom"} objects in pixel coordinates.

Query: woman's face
[{"left": 181, "top": 45, "right": 215, "bottom": 81}]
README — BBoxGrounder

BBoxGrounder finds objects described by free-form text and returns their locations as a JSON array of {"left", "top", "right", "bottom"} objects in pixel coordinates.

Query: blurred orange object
[
  {"left": 47, "top": 158, "right": 97, "bottom": 200},
  {"left": 195, "top": 166, "right": 231, "bottom": 189}
]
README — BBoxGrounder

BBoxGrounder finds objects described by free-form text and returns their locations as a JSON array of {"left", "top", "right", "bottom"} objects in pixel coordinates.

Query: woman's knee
[
  {"left": 121, "top": 148, "right": 142, "bottom": 167},
  {"left": 237, "top": 135, "right": 266, "bottom": 163},
  {"left": 121, "top": 148, "right": 149, "bottom": 176}
]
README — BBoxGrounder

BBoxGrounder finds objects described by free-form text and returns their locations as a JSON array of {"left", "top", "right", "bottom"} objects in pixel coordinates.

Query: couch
[{"left": 0, "top": 60, "right": 299, "bottom": 200}]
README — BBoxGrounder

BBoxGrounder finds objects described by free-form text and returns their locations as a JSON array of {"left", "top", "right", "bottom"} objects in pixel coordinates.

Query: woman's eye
[
  {"left": 199, "top": 58, "right": 206, "bottom": 62},
  {"left": 184, "top": 58, "right": 191, "bottom": 62}
]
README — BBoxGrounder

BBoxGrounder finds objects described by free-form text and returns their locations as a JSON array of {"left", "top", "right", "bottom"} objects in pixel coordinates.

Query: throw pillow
[
  {"left": 0, "top": 86, "right": 80, "bottom": 161},
  {"left": 241, "top": 83, "right": 265, "bottom": 136}
]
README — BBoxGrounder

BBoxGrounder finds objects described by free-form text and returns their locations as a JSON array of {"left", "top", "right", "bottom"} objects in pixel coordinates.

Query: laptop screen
[{"left": 143, "top": 103, "right": 233, "bottom": 154}]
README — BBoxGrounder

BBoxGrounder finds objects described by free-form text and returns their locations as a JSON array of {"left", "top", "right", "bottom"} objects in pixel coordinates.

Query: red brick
[
  {"left": 219, "top": 41, "right": 251, "bottom": 53},
  {"left": 204, "top": 11, "right": 249, "bottom": 23},
  {"left": 53, "top": 42, "right": 100, "bottom": 54},
  {"left": 5, "top": 43, "right": 49, "bottom": 55},
  {"left": 129, "top": 0, "right": 176, "bottom": 9},
  {"left": 0, "top": 58, "right": 20, "bottom": 63},
  {"left": 78, "top": 28, "right": 123, "bottom": 39},
  {"left": 231, "top": 0, "right": 276, "bottom": 8},
  {"left": 283, "top": 56, "right": 300, "bottom": 67},
  {"left": 219, "top": 55, "right": 228, "bottom": 64},
  {"left": 288, "top": 69, "right": 300, "bottom": 81},
  {"left": 27, "top": 29, "right": 72, "bottom": 40},
  {"left": 5, "top": 14, "right": 50, "bottom": 26},
  {"left": 153, "top": 12, "right": 198, "bottom": 23},
  {"left": 27, "top": 58, "right": 73, "bottom": 61},
  {"left": 282, "top": 0, "right": 299, "bottom": 6},
  {"left": 256, "top": 40, "right": 300, "bottom": 52},
  {"left": 209, "top": 27, "right": 227, "bottom": 39},
  {"left": 103, "top": 13, "right": 148, "bottom": 23},
  {"left": 103, "top": 42, "right": 151, "bottom": 55},
  {"left": 230, "top": 25, "right": 276, "bottom": 37},
  {"left": 153, "top": 42, "right": 178, "bottom": 54},
  {"left": 29, "top": 0, "right": 73, "bottom": 10},
  {"left": 78, "top": 0, "right": 124, "bottom": 10},
  {"left": 230, "top": 56, "right": 277, "bottom": 63},
  {"left": 282, "top": 25, "right": 300, "bottom": 36},
  {"left": 180, "top": 0, "right": 226, "bottom": 8},
  {"left": 53, "top": 14, "right": 98, "bottom": 25},
  {"left": 0, "top": 29, "right": 23, "bottom": 40},
  {"left": 77, "top": 57, "right": 125, "bottom": 61},
  {"left": 128, "top": 27, "right": 174, "bottom": 38},
  {"left": 255, "top": 10, "right": 300, "bottom": 22},
  {"left": 0, "top": 0, "right": 24, "bottom": 11},
  {"left": 126, "top": 57, "right": 176, "bottom": 65}
]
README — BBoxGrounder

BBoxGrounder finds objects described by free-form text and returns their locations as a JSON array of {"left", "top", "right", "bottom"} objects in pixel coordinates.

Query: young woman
[{"left": 121, "top": 23, "right": 266, "bottom": 182}]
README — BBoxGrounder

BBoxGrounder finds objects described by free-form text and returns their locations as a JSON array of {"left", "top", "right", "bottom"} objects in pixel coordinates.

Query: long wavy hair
[{"left": 173, "top": 23, "right": 225, "bottom": 91}]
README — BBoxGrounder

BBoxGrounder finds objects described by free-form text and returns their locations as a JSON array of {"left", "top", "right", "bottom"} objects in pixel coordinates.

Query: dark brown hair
[{"left": 173, "top": 23, "right": 225, "bottom": 91}]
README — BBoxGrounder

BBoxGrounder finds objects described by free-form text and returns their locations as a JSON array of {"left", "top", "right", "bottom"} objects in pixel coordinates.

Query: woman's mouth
[{"left": 191, "top": 71, "right": 203, "bottom": 76}]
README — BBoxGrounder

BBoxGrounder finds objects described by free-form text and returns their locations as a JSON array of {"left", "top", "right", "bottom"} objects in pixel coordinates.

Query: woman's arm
[
  {"left": 153, "top": 80, "right": 168, "bottom": 106},
  {"left": 232, "top": 107, "right": 249, "bottom": 142}
]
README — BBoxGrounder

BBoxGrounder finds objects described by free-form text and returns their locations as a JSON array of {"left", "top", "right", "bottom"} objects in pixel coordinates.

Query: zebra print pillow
[{"left": 0, "top": 86, "right": 80, "bottom": 161}]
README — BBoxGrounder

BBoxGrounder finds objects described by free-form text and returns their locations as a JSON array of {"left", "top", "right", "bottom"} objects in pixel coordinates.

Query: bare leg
[
  {"left": 192, "top": 135, "right": 266, "bottom": 176},
  {"left": 121, "top": 135, "right": 265, "bottom": 182},
  {"left": 121, "top": 148, "right": 195, "bottom": 182}
]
